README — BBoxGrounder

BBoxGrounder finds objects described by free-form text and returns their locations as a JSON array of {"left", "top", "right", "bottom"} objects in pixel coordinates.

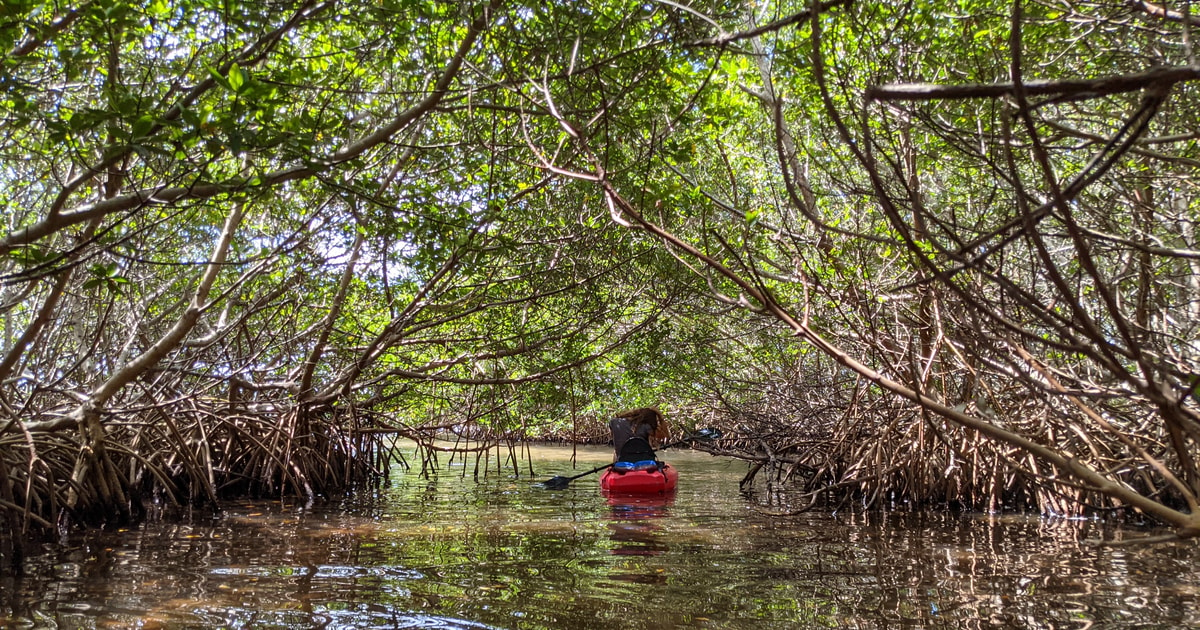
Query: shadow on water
[{"left": 2, "top": 443, "right": 1199, "bottom": 629}]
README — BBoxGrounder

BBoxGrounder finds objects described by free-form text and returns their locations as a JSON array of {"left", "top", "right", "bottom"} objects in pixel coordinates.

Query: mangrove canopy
[{"left": 3, "top": 0, "right": 1200, "bottom": 564}]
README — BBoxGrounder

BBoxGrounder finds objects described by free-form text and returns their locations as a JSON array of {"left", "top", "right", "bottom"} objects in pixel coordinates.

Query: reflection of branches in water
[
  {"left": 774, "top": 511, "right": 1182, "bottom": 626},
  {"left": 5, "top": 478, "right": 1200, "bottom": 629}
]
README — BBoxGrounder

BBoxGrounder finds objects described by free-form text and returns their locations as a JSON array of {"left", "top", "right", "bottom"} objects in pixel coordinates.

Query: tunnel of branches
[{"left": 4, "top": 0, "right": 1200, "bottom": 566}]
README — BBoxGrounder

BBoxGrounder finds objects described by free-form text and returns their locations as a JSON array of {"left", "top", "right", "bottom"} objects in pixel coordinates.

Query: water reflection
[
  {"left": 1, "top": 446, "right": 1199, "bottom": 629},
  {"left": 606, "top": 493, "right": 673, "bottom": 561}
]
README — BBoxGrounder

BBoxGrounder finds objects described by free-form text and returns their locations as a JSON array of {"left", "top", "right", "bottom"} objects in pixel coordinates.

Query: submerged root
[
  {"left": 0, "top": 400, "right": 541, "bottom": 568},
  {"left": 688, "top": 385, "right": 1194, "bottom": 521},
  {"left": 0, "top": 400, "right": 398, "bottom": 564}
]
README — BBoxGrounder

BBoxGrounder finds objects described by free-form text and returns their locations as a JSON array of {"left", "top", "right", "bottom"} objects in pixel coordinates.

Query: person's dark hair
[{"left": 615, "top": 407, "right": 668, "bottom": 441}]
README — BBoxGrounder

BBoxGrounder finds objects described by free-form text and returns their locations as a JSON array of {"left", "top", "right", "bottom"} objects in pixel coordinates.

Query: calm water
[{"left": 2, "top": 444, "right": 1198, "bottom": 629}]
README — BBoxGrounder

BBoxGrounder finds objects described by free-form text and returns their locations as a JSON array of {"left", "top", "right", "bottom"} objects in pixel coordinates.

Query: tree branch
[{"left": 866, "top": 65, "right": 1200, "bottom": 103}]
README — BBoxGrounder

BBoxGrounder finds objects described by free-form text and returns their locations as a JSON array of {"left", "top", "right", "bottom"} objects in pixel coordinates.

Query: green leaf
[
  {"left": 228, "top": 64, "right": 245, "bottom": 92},
  {"left": 207, "top": 65, "right": 233, "bottom": 90},
  {"left": 131, "top": 114, "right": 155, "bottom": 139}
]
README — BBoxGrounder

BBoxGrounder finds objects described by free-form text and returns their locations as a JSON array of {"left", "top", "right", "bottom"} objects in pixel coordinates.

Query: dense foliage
[{"left": 2, "top": 0, "right": 1199, "bottom": 560}]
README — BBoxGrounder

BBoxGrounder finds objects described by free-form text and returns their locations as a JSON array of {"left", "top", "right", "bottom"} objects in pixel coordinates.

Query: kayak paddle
[{"left": 539, "top": 428, "right": 722, "bottom": 490}]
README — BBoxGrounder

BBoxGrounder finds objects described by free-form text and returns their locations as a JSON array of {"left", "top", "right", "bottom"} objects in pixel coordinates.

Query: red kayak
[{"left": 600, "top": 462, "right": 678, "bottom": 495}]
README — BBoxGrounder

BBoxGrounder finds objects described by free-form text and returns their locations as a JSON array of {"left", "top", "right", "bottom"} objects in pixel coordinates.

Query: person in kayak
[{"left": 610, "top": 407, "right": 669, "bottom": 463}]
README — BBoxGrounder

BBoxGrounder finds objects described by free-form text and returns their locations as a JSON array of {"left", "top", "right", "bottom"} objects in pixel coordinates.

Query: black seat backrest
[{"left": 617, "top": 436, "right": 656, "bottom": 463}]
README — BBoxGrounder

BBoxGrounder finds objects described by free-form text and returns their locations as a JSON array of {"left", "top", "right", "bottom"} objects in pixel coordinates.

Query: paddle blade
[{"left": 540, "top": 476, "right": 572, "bottom": 490}]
